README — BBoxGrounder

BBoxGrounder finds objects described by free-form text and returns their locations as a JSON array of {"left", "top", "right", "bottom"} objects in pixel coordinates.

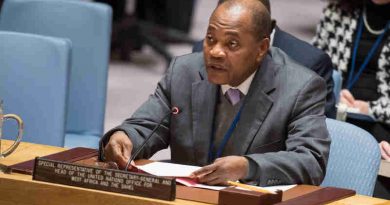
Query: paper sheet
[
  {"left": 176, "top": 177, "right": 227, "bottom": 190},
  {"left": 261, "top": 184, "right": 296, "bottom": 192},
  {"left": 136, "top": 162, "right": 226, "bottom": 190},
  {"left": 136, "top": 161, "right": 200, "bottom": 177},
  {"left": 136, "top": 162, "right": 297, "bottom": 191}
]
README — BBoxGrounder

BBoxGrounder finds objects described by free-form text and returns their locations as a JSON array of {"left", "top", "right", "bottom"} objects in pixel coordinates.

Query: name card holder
[
  {"left": 33, "top": 158, "right": 176, "bottom": 201},
  {"left": 219, "top": 187, "right": 283, "bottom": 205}
]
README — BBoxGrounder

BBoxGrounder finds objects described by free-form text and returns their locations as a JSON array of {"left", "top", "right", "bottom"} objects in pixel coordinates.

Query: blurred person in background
[{"left": 312, "top": 0, "right": 390, "bottom": 199}]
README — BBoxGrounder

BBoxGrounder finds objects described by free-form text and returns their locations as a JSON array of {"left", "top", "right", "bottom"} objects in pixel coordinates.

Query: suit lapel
[
  {"left": 192, "top": 69, "right": 218, "bottom": 165},
  {"left": 229, "top": 55, "right": 277, "bottom": 155}
]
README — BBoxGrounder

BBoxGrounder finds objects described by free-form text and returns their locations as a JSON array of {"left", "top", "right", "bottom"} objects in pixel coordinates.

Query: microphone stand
[{"left": 125, "top": 107, "right": 179, "bottom": 171}]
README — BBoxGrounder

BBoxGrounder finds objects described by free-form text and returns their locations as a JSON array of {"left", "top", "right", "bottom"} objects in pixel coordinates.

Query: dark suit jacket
[
  {"left": 192, "top": 27, "right": 336, "bottom": 118},
  {"left": 101, "top": 48, "right": 330, "bottom": 186}
]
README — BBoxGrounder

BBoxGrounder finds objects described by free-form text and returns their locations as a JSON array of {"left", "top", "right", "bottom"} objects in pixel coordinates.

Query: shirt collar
[
  {"left": 221, "top": 70, "right": 257, "bottom": 95},
  {"left": 270, "top": 28, "right": 275, "bottom": 45}
]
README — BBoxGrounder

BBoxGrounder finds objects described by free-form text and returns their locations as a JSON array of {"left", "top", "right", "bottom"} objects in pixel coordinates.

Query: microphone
[{"left": 125, "top": 106, "right": 180, "bottom": 171}]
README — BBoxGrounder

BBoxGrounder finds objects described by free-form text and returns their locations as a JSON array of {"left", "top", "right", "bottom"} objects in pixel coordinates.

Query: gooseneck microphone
[{"left": 125, "top": 107, "right": 180, "bottom": 171}]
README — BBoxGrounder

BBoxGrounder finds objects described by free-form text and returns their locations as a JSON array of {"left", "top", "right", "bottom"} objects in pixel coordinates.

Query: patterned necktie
[{"left": 225, "top": 88, "right": 241, "bottom": 106}]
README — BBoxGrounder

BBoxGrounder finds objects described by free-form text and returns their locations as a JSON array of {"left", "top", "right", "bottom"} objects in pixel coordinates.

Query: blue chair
[
  {"left": 0, "top": 0, "right": 112, "bottom": 148},
  {"left": 0, "top": 31, "right": 71, "bottom": 146},
  {"left": 321, "top": 118, "right": 381, "bottom": 196},
  {"left": 332, "top": 69, "right": 342, "bottom": 104}
]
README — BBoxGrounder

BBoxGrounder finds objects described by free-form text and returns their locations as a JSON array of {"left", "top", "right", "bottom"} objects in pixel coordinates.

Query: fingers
[
  {"left": 190, "top": 164, "right": 216, "bottom": 178},
  {"left": 339, "top": 90, "right": 369, "bottom": 114},
  {"left": 380, "top": 141, "right": 390, "bottom": 161},
  {"left": 104, "top": 131, "right": 133, "bottom": 169},
  {"left": 340, "top": 89, "right": 355, "bottom": 107},
  {"left": 203, "top": 175, "right": 228, "bottom": 186},
  {"left": 339, "top": 98, "right": 353, "bottom": 107},
  {"left": 122, "top": 144, "right": 131, "bottom": 164},
  {"left": 197, "top": 169, "right": 220, "bottom": 184},
  {"left": 190, "top": 156, "right": 249, "bottom": 185},
  {"left": 105, "top": 142, "right": 128, "bottom": 169},
  {"left": 190, "top": 163, "right": 226, "bottom": 185},
  {"left": 341, "top": 89, "right": 355, "bottom": 102},
  {"left": 192, "top": 165, "right": 227, "bottom": 185},
  {"left": 200, "top": 170, "right": 231, "bottom": 186},
  {"left": 382, "top": 141, "right": 390, "bottom": 157},
  {"left": 130, "top": 160, "right": 136, "bottom": 166},
  {"left": 103, "top": 141, "right": 116, "bottom": 162}
]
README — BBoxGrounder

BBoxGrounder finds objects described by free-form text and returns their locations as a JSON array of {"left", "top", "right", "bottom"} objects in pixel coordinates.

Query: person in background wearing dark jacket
[{"left": 313, "top": 0, "right": 390, "bottom": 199}]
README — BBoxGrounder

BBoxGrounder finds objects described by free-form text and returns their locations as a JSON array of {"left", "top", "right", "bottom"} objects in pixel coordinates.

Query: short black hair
[
  {"left": 218, "top": 0, "right": 271, "bottom": 14},
  {"left": 216, "top": 0, "right": 271, "bottom": 40}
]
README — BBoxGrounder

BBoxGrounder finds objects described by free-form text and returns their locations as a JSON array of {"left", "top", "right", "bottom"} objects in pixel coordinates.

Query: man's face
[{"left": 203, "top": 5, "right": 266, "bottom": 87}]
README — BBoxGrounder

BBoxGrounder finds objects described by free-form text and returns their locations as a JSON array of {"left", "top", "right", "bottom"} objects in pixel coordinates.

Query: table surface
[{"left": 0, "top": 140, "right": 388, "bottom": 205}]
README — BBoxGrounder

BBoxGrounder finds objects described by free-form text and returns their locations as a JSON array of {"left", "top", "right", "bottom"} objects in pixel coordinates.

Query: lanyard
[
  {"left": 208, "top": 106, "right": 243, "bottom": 162},
  {"left": 347, "top": 16, "right": 389, "bottom": 90}
]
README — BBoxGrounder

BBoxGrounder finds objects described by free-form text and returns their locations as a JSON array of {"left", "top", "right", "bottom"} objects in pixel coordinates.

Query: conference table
[{"left": 0, "top": 140, "right": 388, "bottom": 205}]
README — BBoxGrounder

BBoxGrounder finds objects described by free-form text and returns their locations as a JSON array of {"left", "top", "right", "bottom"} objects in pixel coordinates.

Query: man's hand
[
  {"left": 340, "top": 90, "right": 369, "bottom": 114},
  {"left": 104, "top": 131, "right": 133, "bottom": 169},
  {"left": 190, "top": 156, "right": 249, "bottom": 185},
  {"left": 380, "top": 141, "right": 390, "bottom": 161}
]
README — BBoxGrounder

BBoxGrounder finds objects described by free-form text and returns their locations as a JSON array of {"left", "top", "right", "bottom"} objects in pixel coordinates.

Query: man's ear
[{"left": 256, "top": 37, "right": 270, "bottom": 62}]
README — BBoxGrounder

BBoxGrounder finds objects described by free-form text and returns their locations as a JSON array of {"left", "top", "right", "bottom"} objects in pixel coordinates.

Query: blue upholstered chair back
[
  {"left": 332, "top": 69, "right": 342, "bottom": 104},
  {"left": 322, "top": 118, "right": 381, "bottom": 196},
  {"left": 0, "top": 0, "right": 112, "bottom": 148},
  {"left": 0, "top": 31, "right": 71, "bottom": 146}
]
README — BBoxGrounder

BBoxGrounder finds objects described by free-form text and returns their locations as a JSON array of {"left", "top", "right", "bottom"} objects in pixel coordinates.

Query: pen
[{"left": 227, "top": 181, "right": 274, "bottom": 194}]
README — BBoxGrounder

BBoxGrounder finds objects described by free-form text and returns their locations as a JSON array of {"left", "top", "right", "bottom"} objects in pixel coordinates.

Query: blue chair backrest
[
  {"left": 0, "top": 31, "right": 71, "bottom": 146},
  {"left": 332, "top": 69, "right": 342, "bottom": 104},
  {"left": 0, "top": 0, "right": 112, "bottom": 148},
  {"left": 322, "top": 118, "right": 381, "bottom": 196}
]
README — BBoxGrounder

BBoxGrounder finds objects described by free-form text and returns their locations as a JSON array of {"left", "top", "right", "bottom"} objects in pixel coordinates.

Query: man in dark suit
[
  {"left": 101, "top": 0, "right": 330, "bottom": 186},
  {"left": 193, "top": 0, "right": 336, "bottom": 118}
]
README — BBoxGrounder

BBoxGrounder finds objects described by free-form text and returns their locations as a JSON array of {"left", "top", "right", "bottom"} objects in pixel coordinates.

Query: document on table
[
  {"left": 136, "top": 161, "right": 199, "bottom": 177},
  {"left": 136, "top": 162, "right": 296, "bottom": 191},
  {"left": 136, "top": 161, "right": 226, "bottom": 190}
]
